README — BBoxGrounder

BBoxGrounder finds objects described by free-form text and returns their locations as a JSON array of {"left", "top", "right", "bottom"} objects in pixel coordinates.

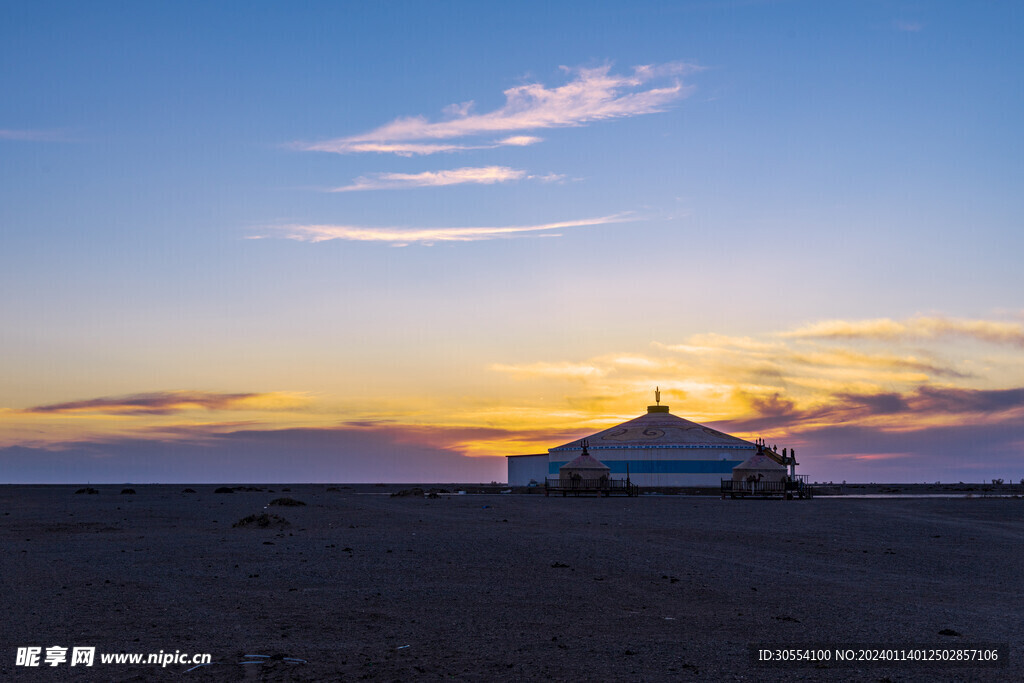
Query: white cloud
[
  {"left": 443, "top": 100, "right": 475, "bottom": 118},
  {"left": 330, "top": 166, "right": 527, "bottom": 192},
  {"left": 528, "top": 172, "right": 566, "bottom": 183},
  {"left": 497, "top": 135, "right": 543, "bottom": 146},
  {"left": 328, "top": 166, "right": 566, "bottom": 192},
  {"left": 894, "top": 20, "right": 923, "bottom": 32},
  {"left": 256, "top": 214, "right": 632, "bottom": 244},
  {"left": 310, "top": 141, "right": 489, "bottom": 156},
  {"left": 299, "top": 136, "right": 543, "bottom": 157},
  {"left": 0, "top": 128, "right": 67, "bottom": 142},
  {"left": 295, "top": 63, "right": 698, "bottom": 155}
]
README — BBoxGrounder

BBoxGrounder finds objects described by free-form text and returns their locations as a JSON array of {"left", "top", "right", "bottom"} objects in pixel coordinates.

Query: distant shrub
[
  {"left": 269, "top": 497, "right": 306, "bottom": 507},
  {"left": 232, "top": 513, "right": 290, "bottom": 528},
  {"left": 214, "top": 487, "right": 234, "bottom": 494},
  {"left": 120, "top": 488, "right": 136, "bottom": 495},
  {"left": 181, "top": 488, "right": 196, "bottom": 493},
  {"left": 391, "top": 488, "right": 425, "bottom": 498},
  {"left": 74, "top": 487, "right": 99, "bottom": 495}
]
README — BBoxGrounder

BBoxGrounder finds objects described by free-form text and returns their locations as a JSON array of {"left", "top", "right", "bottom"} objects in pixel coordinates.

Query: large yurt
[{"left": 536, "top": 396, "right": 759, "bottom": 487}]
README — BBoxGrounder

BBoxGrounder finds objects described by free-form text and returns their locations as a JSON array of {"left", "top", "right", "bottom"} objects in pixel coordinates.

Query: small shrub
[
  {"left": 74, "top": 487, "right": 99, "bottom": 495},
  {"left": 269, "top": 497, "right": 306, "bottom": 507},
  {"left": 214, "top": 487, "right": 234, "bottom": 494},
  {"left": 390, "top": 488, "right": 424, "bottom": 498},
  {"left": 120, "top": 488, "right": 136, "bottom": 495},
  {"left": 232, "top": 513, "right": 290, "bottom": 528},
  {"left": 181, "top": 488, "right": 196, "bottom": 493}
]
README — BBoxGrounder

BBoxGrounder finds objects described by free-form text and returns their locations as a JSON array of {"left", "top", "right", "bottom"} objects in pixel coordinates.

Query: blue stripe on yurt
[
  {"left": 549, "top": 460, "right": 743, "bottom": 475},
  {"left": 549, "top": 444, "right": 756, "bottom": 452}
]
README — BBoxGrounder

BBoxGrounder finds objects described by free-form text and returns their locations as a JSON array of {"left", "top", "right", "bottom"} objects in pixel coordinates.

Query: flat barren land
[{"left": 1, "top": 485, "right": 1020, "bottom": 681}]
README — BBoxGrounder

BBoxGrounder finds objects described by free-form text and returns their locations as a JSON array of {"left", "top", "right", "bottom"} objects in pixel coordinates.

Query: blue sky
[{"left": 2, "top": 1, "right": 1022, "bottom": 483}]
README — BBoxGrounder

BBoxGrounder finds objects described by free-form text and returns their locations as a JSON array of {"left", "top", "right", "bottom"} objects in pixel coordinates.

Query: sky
[{"left": 1, "top": 1, "right": 1022, "bottom": 483}]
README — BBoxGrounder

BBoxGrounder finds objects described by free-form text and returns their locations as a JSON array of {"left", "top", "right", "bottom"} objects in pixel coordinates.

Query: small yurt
[
  {"left": 731, "top": 451, "right": 788, "bottom": 484},
  {"left": 558, "top": 440, "right": 610, "bottom": 483}
]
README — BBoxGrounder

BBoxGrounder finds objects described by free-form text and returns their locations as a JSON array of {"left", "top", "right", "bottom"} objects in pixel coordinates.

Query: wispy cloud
[
  {"left": 256, "top": 213, "right": 632, "bottom": 244},
  {"left": 330, "top": 166, "right": 528, "bottom": 192},
  {"left": 330, "top": 166, "right": 564, "bottom": 192},
  {"left": 295, "top": 63, "right": 698, "bottom": 156},
  {"left": 24, "top": 391, "right": 309, "bottom": 416},
  {"left": 894, "top": 20, "right": 923, "bottom": 32},
  {"left": 783, "top": 316, "right": 1024, "bottom": 346},
  {"left": 323, "top": 135, "right": 548, "bottom": 156},
  {"left": 490, "top": 362, "right": 607, "bottom": 379},
  {"left": 497, "top": 135, "right": 543, "bottom": 146},
  {"left": 0, "top": 128, "right": 68, "bottom": 142}
]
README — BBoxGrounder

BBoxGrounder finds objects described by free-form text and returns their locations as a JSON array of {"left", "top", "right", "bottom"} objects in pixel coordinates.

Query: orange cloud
[
  {"left": 850, "top": 453, "right": 912, "bottom": 461},
  {"left": 7, "top": 315, "right": 1024, "bottom": 469},
  {"left": 480, "top": 315, "right": 1024, "bottom": 453}
]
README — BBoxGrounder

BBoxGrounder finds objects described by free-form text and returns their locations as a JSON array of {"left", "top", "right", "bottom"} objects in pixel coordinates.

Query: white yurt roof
[
  {"left": 559, "top": 451, "right": 611, "bottom": 472},
  {"left": 733, "top": 452, "right": 787, "bottom": 472}
]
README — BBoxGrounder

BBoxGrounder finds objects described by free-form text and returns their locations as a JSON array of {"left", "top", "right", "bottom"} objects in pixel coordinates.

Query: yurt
[
  {"left": 558, "top": 440, "right": 610, "bottom": 484},
  {"left": 731, "top": 450, "right": 788, "bottom": 484},
  {"left": 537, "top": 394, "right": 759, "bottom": 487}
]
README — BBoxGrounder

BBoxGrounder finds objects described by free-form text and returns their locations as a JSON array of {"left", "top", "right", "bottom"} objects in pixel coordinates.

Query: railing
[
  {"left": 546, "top": 477, "right": 633, "bottom": 489},
  {"left": 544, "top": 477, "right": 639, "bottom": 496},
  {"left": 721, "top": 480, "right": 787, "bottom": 494},
  {"left": 720, "top": 479, "right": 813, "bottom": 498}
]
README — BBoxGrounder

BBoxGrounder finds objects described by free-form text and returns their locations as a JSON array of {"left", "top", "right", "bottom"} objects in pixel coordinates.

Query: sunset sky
[{"left": 2, "top": 1, "right": 1022, "bottom": 483}]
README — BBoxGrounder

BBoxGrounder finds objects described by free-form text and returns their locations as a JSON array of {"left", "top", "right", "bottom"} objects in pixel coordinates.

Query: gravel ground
[{"left": 1, "top": 485, "right": 1020, "bottom": 681}]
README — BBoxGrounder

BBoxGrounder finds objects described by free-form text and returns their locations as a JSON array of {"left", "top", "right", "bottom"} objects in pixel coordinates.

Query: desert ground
[{"left": 1, "top": 485, "right": 1020, "bottom": 681}]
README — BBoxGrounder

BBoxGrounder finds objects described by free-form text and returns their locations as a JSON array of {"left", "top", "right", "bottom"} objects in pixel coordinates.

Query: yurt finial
[{"left": 648, "top": 387, "right": 669, "bottom": 413}]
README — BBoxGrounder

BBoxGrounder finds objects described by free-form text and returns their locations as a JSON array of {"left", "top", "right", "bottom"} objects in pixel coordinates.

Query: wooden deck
[{"left": 544, "top": 477, "right": 640, "bottom": 497}]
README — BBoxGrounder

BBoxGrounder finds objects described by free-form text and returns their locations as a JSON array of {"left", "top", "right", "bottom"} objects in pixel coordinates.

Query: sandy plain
[{"left": 0, "top": 484, "right": 1020, "bottom": 681}]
